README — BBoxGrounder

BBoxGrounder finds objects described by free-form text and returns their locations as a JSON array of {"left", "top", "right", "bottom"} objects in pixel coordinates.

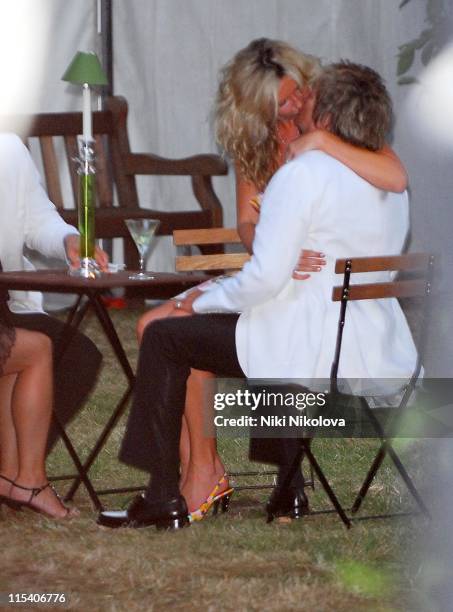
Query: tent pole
[
  {"left": 97, "top": 0, "right": 114, "bottom": 261},
  {"left": 98, "top": 0, "right": 113, "bottom": 100}
]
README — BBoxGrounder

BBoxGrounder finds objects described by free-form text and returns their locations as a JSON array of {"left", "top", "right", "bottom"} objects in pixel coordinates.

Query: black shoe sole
[
  {"left": 97, "top": 515, "right": 190, "bottom": 530},
  {"left": 155, "top": 516, "right": 189, "bottom": 530}
]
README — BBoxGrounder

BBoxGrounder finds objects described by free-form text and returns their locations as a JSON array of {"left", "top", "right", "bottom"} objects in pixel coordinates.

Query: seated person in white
[
  {"left": 98, "top": 61, "right": 416, "bottom": 530},
  {"left": 0, "top": 134, "right": 108, "bottom": 451}
]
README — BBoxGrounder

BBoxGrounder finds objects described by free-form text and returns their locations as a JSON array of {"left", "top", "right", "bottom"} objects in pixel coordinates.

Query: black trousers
[
  {"left": 120, "top": 313, "right": 303, "bottom": 502},
  {"left": 8, "top": 312, "right": 102, "bottom": 453}
]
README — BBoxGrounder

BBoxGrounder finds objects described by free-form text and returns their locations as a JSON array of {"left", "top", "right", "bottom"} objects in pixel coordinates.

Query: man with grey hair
[
  {"left": 99, "top": 62, "right": 416, "bottom": 530},
  {"left": 313, "top": 61, "right": 392, "bottom": 148}
]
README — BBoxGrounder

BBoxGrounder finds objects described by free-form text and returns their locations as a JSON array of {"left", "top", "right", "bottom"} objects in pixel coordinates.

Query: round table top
[{"left": 0, "top": 269, "right": 209, "bottom": 294}]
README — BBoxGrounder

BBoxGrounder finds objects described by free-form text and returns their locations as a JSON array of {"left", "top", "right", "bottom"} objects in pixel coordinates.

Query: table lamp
[{"left": 62, "top": 51, "right": 108, "bottom": 278}]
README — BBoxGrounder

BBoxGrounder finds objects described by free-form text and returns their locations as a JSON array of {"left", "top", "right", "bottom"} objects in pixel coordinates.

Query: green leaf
[
  {"left": 397, "top": 46, "right": 416, "bottom": 75},
  {"left": 398, "top": 76, "right": 418, "bottom": 85},
  {"left": 398, "top": 36, "right": 419, "bottom": 50},
  {"left": 415, "top": 28, "right": 433, "bottom": 49}
]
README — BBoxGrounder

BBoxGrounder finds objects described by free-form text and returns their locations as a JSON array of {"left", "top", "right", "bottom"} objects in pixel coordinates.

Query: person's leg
[
  {"left": 249, "top": 390, "right": 307, "bottom": 517},
  {"left": 1, "top": 329, "right": 76, "bottom": 517},
  {"left": 0, "top": 374, "right": 18, "bottom": 494},
  {"left": 7, "top": 313, "right": 102, "bottom": 453},
  {"left": 137, "top": 302, "right": 226, "bottom": 502},
  {"left": 180, "top": 370, "right": 222, "bottom": 491},
  {"left": 275, "top": 440, "right": 306, "bottom": 489},
  {"left": 266, "top": 437, "right": 308, "bottom": 519},
  {"left": 136, "top": 300, "right": 175, "bottom": 343},
  {"left": 119, "top": 314, "right": 242, "bottom": 506},
  {"left": 5, "top": 330, "right": 52, "bottom": 484},
  {"left": 137, "top": 301, "right": 193, "bottom": 483},
  {"left": 179, "top": 413, "right": 190, "bottom": 484},
  {"left": 180, "top": 368, "right": 228, "bottom": 512}
]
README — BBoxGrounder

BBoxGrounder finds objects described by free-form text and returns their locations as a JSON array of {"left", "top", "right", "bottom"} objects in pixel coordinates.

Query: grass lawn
[{"left": 0, "top": 308, "right": 429, "bottom": 611}]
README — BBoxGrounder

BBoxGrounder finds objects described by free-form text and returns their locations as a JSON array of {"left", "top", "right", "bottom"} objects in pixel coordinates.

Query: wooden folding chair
[
  {"left": 173, "top": 227, "right": 315, "bottom": 493},
  {"left": 332, "top": 253, "right": 434, "bottom": 520},
  {"left": 275, "top": 252, "right": 434, "bottom": 528}
]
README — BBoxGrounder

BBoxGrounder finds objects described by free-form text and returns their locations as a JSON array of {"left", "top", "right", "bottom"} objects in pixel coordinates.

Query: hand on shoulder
[{"left": 287, "top": 129, "right": 327, "bottom": 161}]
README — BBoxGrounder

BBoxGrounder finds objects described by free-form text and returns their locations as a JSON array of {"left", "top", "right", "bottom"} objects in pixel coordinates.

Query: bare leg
[
  {"left": 1, "top": 329, "right": 76, "bottom": 517},
  {"left": 137, "top": 302, "right": 228, "bottom": 510},
  {"left": 136, "top": 300, "right": 176, "bottom": 343},
  {"left": 0, "top": 374, "right": 17, "bottom": 494},
  {"left": 179, "top": 415, "right": 190, "bottom": 486},
  {"left": 181, "top": 368, "right": 229, "bottom": 512}
]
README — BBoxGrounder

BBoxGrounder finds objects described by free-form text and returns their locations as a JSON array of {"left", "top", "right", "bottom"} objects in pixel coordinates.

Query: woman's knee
[
  {"left": 29, "top": 331, "right": 52, "bottom": 360},
  {"left": 136, "top": 301, "right": 175, "bottom": 342},
  {"left": 141, "top": 317, "right": 170, "bottom": 346},
  {"left": 15, "top": 329, "right": 52, "bottom": 364}
]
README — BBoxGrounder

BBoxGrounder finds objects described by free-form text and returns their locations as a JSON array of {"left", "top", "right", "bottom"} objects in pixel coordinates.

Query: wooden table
[{"left": 0, "top": 269, "right": 208, "bottom": 510}]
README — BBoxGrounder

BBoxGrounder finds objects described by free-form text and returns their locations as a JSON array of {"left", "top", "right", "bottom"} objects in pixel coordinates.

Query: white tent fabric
[
  {"left": 1, "top": 0, "right": 452, "bottom": 371},
  {"left": 0, "top": 1, "right": 97, "bottom": 116}
]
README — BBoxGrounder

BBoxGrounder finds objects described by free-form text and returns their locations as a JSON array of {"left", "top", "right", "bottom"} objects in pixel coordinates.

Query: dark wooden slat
[
  {"left": 25, "top": 110, "right": 114, "bottom": 137},
  {"left": 40, "top": 136, "right": 64, "bottom": 209},
  {"left": 123, "top": 152, "right": 228, "bottom": 176},
  {"left": 60, "top": 208, "right": 213, "bottom": 238},
  {"left": 332, "top": 279, "right": 427, "bottom": 302},
  {"left": 335, "top": 253, "right": 431, "bottom": 274}
]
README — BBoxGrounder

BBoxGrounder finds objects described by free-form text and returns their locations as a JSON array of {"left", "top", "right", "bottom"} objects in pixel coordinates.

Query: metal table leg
[{"left": 64, "top": 293, "right": 135, "bottom": 501}]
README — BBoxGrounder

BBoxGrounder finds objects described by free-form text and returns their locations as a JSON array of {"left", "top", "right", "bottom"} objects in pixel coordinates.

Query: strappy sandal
[
  {"left": 189, "top": 473, "right": 234, "bottom": 522},
  {"left": 11, "top": 481, "right": 74, "bottom": 518},
  {"left": 0, "top": 474, "right": 22, "bottom": 510}
]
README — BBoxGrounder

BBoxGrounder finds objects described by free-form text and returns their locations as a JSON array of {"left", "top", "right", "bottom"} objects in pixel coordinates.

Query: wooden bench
[{"left": 15, "top": 96, "right": 228, "bottom": 298}]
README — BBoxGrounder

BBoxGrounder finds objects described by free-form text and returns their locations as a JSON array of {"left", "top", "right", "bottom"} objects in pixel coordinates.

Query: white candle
[{"left": 82, "top": 83, "right": 93, "bottom": 142}]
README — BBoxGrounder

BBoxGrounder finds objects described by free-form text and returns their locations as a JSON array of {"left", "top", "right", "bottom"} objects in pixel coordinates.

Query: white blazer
[
  {"left": 0, "top": 134, "right": 78, "bottom": 313},
  {"left": 193, "top": 151, "right": 417, "bottom": 388}
]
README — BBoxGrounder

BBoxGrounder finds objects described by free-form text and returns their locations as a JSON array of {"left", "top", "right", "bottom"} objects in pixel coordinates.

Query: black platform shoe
[
  {"left": 97, "top": 494, "right": 189, "bottom": 530},
  {"left": 266, "top": 486, "right": 310, "bottom": 523}
]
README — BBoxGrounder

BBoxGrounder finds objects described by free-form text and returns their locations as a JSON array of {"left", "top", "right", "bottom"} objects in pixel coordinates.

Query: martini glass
[{"left": 125, "top": 218, "right": 160, "bottom": 280}]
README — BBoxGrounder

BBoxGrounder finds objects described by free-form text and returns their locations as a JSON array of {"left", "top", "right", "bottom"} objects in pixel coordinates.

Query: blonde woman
[{"left": 135, "top": 38, "right": 408, "bottom": 519}]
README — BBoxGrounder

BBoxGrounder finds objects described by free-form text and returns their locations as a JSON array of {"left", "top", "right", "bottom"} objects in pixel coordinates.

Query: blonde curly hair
[{"left": 215, "top": 38, "right": 320, "bottom": 192}]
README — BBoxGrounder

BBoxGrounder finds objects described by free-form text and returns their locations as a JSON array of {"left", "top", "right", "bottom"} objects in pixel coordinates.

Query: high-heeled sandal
[
  {"left": 10, "top": 481, "right": 73, "bottom": 518},
  {"left": 189, "top": 473, "right": 234, "bottom": 522},
  {"left": 0, "top": 474, "right": 22, "bottom": 510}
]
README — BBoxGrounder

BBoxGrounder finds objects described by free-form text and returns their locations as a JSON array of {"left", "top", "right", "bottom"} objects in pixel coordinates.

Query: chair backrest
[
  {"left": 331, "top": 253, "right": 435, "bottom": 388},
  {"left": 173, "top": 227, "right": 250, "bottom": 272},
  {"left": 10, "top": 96, "right": 228, "bottom": 270}
]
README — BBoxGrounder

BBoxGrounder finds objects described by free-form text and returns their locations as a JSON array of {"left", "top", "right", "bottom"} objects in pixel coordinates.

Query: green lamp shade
[{"left": 62, "top": 51, "right": 108, "bottom": 86}]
